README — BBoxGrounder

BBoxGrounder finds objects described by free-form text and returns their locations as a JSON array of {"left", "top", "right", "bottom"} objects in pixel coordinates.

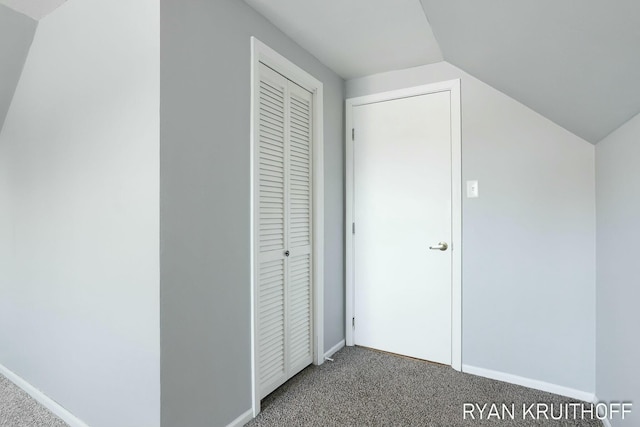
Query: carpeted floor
[
  {"left": 0, "top": 347, "right": 603, "bottom": 427},
  {"left": 247, "top": 346, "right": 603, "bottom": 426},
  {"left": 0, "top": 374, "right": 67, "bottom": 427}
]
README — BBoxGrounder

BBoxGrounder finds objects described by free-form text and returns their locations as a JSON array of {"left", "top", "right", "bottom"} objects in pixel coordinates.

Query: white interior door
[
  {"left": 257, "top": 63, "right": 313, "bottom": 399},
  {"left": 353, "top": 92, "right": 452, "bottom": 364}
]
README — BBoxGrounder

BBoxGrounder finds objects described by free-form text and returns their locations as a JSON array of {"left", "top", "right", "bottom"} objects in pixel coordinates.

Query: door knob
[
  {"left": 429, "top": 242, "right": 448, "bottom": 251},
  {"left": 284, "top": 250, "right": 290, "bottom": 257}
]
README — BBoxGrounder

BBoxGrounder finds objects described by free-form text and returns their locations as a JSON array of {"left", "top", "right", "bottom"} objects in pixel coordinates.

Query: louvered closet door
[
  {"left": 286, "top": 82, "right": 313, "bottom": 375},
  {"left": 257, "top": 63, "right": 313, "bottom": 399}
]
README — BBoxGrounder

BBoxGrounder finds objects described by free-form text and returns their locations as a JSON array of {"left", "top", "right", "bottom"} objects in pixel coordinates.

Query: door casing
[
  {"left": 345, "top": 81, "right": 462, "bottom": 371},
  {"left": 250, "top": 37, "right": 325, "bottom": 417}
]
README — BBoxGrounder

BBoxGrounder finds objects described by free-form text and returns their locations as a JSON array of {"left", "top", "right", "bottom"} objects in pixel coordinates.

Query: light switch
[{"left": 467, "top": 180, "right": 479, "bottom": 198}]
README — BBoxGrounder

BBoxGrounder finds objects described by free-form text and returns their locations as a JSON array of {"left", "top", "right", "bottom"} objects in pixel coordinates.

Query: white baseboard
[
  {"left": 462, "top": 364, "right": 595, "bottom": 403},
  {"left": 592, "top": 396, "right": 613, "bottom": 427},
  {"left": 0, "top": 362, "right": 89, "bottom": 427},
  {"left": 226, "top": 408, "right": 253, "bottom": 427},
  {"left": 324, "top": 339, "right": 345, "bottom": 360},
  {"left": 600, "top": 416, "right": 613, "bottom": 427}
]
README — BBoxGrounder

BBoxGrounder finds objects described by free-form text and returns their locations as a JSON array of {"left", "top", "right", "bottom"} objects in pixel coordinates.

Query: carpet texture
[
  {"left": 0, "top": 374, "right": 67, "bottom": 427},
  {"left": 247, "top": 346, "right": 602, "bottom": 426}
]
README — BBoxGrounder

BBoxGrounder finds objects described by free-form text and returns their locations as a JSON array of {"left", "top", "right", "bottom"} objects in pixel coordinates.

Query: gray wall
[
  {"left": 347, "top": 62, "right": 596, "bottom": 394},
  {"left": 0, "top": 4, "right": 36, "bottom": 132},
  {"left": 0, "top": 0, "right": 160, "bottom": 426},
  {"left": 596, "top": 112, "right": 640, "bottom": 427},
  {"left": 160, "top": 1, "right": 344, "bottom": 426}
]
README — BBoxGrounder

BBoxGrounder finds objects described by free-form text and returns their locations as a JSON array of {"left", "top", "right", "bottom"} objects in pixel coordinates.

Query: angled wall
[
  {"left": 596, "top": 112, "right": 640, "bottom": 427},
  {"left": 0, "top": 0, "right": 160, "bottom": 426},
  {"left": 160, "top": 0, "right": 345, "bottom": 425},
  {"left": 0, "top": 4, "right": 36, "bottom": 132},
  {"left": 347, "top": 61, "right": 596, "bottom": 396}
]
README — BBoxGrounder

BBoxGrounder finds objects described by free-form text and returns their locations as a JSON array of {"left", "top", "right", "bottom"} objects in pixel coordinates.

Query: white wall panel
[{"left": 0, "top": 0, "right": 160, "bottom": 425}]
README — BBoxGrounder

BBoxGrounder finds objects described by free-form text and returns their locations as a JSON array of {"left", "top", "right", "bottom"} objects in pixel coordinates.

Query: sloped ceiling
[
  {"left": 243, "top": 0, "right": 443, "bottom": 79},
  {"left": 245, "top": 0, "right": 640, "bottom": 143},
  {"left": 0, "top": 0, "right": 66, "bottom": 20},
  {"left": 2, "top": 0, "right": 638, "bottom": 142},
  {"left": 420, "top": 0, "right": 640, "bottom": 143},
  {"left": 0, "top": 4, "right": 37, "bottom": 132}
]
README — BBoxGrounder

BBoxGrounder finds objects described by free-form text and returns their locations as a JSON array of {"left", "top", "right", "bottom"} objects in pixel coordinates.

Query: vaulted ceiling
[
  {"left": 0, "top": 0, "right": 65, "bottom": 20},
  {"left": 0, "top": 4, "right": 37, "bottom": 132},
  {"left": 0, "top": 1, "right": 67, "bottom": 133},
  {"left": 244, "top": 0, "right": 443, "bottom": 79},
  {"left": 245, "top": 0, "right": 640, "bottom": 143},
  {"left": 2, "top": 1, "right": 638, "bottom": 143},
  {"left": 420, "top": 0, "right": 640, "bottom": 143}
]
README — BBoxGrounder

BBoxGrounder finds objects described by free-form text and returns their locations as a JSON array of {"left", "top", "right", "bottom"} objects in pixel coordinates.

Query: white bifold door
[{"left": 256, "top": 63, "right": 314, "bottom": 399}]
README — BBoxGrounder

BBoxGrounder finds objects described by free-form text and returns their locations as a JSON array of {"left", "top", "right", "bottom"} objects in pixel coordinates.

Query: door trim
[
  {"left": 250, "top": 37, "right": 324, "bottom": 417},
  {"left": 345, "top": 81, "right": 462, "bottom": 371}
]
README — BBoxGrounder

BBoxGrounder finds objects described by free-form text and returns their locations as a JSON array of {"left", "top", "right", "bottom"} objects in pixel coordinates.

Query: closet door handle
[{"left": 284, "top": 250, "right": 290, "bottom": 257}]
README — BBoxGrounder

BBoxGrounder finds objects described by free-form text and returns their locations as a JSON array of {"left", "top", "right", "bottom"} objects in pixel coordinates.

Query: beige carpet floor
[
  {"left": 0, "top": 347, "right": 605, "bottom": 427},
  {"left": 247, "top": 346, "right": 603, "bottom": 427},
  {"left": 0, "top": 374, "right": 67, "bottom": 427}
]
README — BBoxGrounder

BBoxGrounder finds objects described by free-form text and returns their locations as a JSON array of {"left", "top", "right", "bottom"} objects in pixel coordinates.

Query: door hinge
[
  {"left": 352, "top": 317, "right": 355, "bottom": 328},
  {"left": 352, "top": 128, "right": 355, "bottom": 141},
  {"left": 352, "top": 222, "right": 355, "bottom": 234}
]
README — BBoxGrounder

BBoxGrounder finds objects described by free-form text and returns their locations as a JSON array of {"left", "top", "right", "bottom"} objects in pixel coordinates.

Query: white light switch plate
[{"left": 467, "top": 180, "right": 479, "bottom": 198}]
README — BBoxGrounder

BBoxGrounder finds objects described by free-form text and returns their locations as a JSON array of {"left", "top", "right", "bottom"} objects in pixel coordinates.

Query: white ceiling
[
  {"left": 244, "top": 0, "right": 640, "bottom": 143},
  {"left": 420, "top": 0, "right": 640, "bottom": 143},
  {"left": 243, "top": 0, "right": 443, "bottom": 80},
  {"left": 3, "top": 0, "right": 637, "bottom": 142},
  {"left": 0, "top": 3, "right": 37, "bottom": 132},
  {"left": 0, "top": 0, "right": 66, "bottom": 20}
]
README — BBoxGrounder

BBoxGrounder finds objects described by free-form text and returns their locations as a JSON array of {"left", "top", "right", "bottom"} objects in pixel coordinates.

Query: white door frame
[
  {"left": 345, "top": 81, "right": 462, "bottom": 371},
  {"left": 250, "top": 37, "right": 325, "bottom": 417}
]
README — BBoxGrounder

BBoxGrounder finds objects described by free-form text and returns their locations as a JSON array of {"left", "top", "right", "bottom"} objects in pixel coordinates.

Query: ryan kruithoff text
[{"left": 463, "top": 402, "right": 632, "bottom": 421}]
